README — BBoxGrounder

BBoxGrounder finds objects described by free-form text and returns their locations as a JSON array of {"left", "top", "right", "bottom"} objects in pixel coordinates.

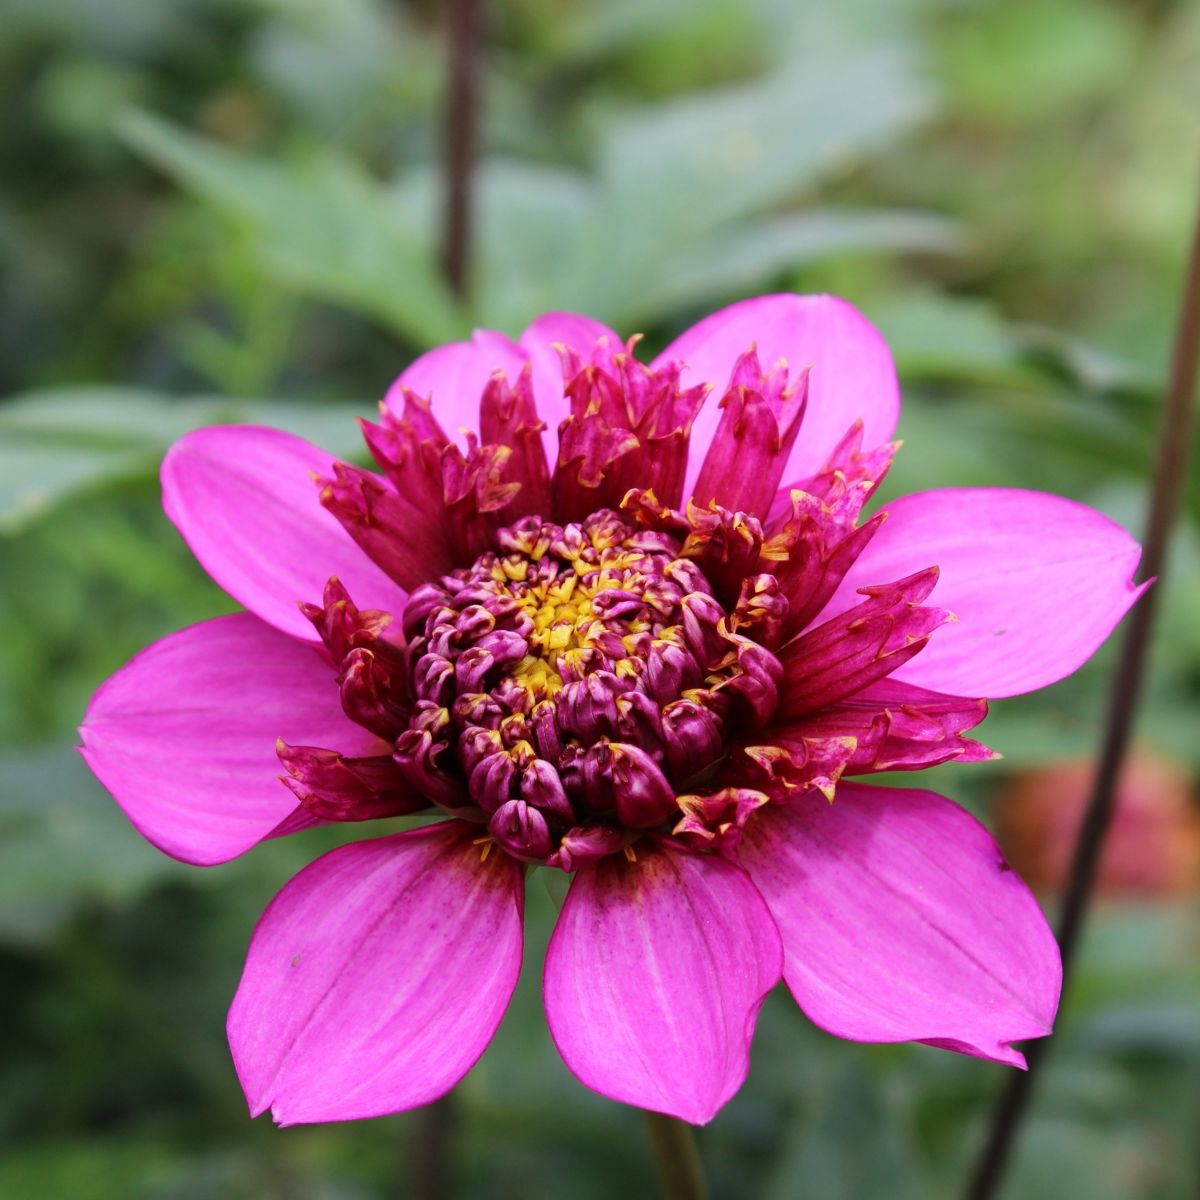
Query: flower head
[{"left": 79, "top": 295, "right": 1145, "bottom": 1125}]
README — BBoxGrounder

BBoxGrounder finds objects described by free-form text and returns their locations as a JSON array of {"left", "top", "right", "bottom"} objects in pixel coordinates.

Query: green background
[{"left": 1, "top": 0, "right": 1197, "bottom": 1196}]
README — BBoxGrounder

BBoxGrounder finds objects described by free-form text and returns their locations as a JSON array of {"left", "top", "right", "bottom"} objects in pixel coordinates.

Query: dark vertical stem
[
  {"left": 441, "top": 0, "right": 483, "bottom": 300},
  {"left": 643, "top": 1111, "right": 709, "bottom": 1200},
  {"left": 409, "top": 1094, "right": 457, "bottom": 1200},
  {"left": 965, "top": 167, "right": 1200, "bottom": 1200}
]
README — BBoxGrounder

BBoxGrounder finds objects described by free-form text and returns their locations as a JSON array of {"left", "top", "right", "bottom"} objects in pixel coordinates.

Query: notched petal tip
[
  {"left": 739, "top": 783, "right": 1061, "bottom": 1066},
  {"left": 920, "top": 1032, "right": 1040, "bottom": 1070},
  {"left": 543, "top": 838, "right": 782, "bottom": 1124},
  {"left": 819, "top": 487, "right": 1146, "bottom": 697},
  {"left": 229, "top": 822, "right": 524, "bottom": 1126}
]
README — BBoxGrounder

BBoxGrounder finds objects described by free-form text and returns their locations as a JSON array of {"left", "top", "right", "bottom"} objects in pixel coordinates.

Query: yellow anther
[
  {"left": 545, "top": 624, "right": 574, "bottom": 652},
  {"left": 460, "top": 518, "right": 712, "bottom": 703},
  {"left": 508, "top": 739, "right": 536, "bottom": 767},
  {"left": 547, "top": 575, "right": 578, "bottom": 603}
]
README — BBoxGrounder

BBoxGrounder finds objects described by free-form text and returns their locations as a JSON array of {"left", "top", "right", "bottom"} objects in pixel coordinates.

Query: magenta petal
[
  {"left": 543, "top": 837, "right": 782, "bottom": 1124},
  {"left": 739, "top": 783, "right": 1061, "bottom": 1066},
  {"left": 386, "top": 330, "right": 527, "bottom": 436},
  {"left": 519, "top": 311, "right": 622, "bottom": 463},
  {"left": 79, "top": 614, "right": 377, "bottom": 866},
  {"left": 819, "top": 487, "right": 1146, "bottom": 697},
  {"left": 655, "top": 294, "right": 899, "bottom": 497},
  {"left": 228, "top": 821, "right": 524, "bottom": 1125},
  {"left": 162, "top": 425, "right": 406, "bottom": 643}
]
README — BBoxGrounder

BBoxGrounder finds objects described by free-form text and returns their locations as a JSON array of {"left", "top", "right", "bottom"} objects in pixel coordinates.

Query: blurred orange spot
[{"left": 994, "top": 749, "right": 1200, "bottom": 898}]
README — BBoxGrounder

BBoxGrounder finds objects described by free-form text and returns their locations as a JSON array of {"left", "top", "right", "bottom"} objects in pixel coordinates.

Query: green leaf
[
  {"left": 872, "top": 291, "right": 1030, "bottom": 383},
  {"left": 630, "top": 211, "right": 960, "bottom": 322},
  {"left": 591, "top": 45, "right": 935, "bottom": 303},
  {"left": 0, "top": 745, "right": 179, "bottom": 943},
  {"left": 1019, "top": 323, "right": 1162, "bottom": 396},
  {"left": 117, "top": 110, "right": 466, "bottom": 345},
  {"left": 117, "top": 46, "right": 945, "bottom": 338},
  {"left": 0, "top": 442, "right": 153, "bottom": 535},
  {"left": 0, "top": 387, "right": 367, "bottom": 534}
]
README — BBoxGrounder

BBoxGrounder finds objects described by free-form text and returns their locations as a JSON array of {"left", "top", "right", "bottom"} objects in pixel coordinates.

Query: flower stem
[
  {"left": 441, "top": 0, "right": 483, "bottom": 301},
  {"left": 964, "top": 161, "right": 1200, "bottom": 1200},
  {"left": 642, "top": 1111, "right": 709, "bottom": 1200},
  {"left": 409, "top": 1094, "right": 457, "bottom": 1200}
]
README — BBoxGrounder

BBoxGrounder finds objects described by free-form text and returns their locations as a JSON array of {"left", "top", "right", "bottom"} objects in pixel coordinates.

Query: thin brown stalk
[
  {"left": 441, "top": 0, "right": 483, "bottom": 300},
  {"left": 409, "top": 1094, "right": 457, "bottom": 1200},
  {"left": 965, "top": 163, "right": 1200, "bottom": 1200}
]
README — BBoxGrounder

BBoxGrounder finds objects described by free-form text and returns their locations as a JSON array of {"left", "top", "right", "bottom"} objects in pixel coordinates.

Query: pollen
[
  {"left": 511, "top": 654, "right": 564, "bottom": 696},
  {"left": 470, "top": 517, "right": 682, "bottom": 693}
]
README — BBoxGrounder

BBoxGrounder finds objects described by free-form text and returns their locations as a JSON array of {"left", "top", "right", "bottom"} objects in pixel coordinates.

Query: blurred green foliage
[{"left": 1, "top": 0, "right": 1198, "bottom": 1197}]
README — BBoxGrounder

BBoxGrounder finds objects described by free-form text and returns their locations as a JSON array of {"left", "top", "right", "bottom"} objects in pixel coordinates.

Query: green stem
[{"left": 642, "top": 1110, "right": 709, "bottom": 1200}]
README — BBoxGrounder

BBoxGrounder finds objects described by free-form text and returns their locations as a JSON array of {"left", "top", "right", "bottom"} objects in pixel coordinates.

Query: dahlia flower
[{"left": 79, "top": 294, "right": 1144, "bottom": 1125}]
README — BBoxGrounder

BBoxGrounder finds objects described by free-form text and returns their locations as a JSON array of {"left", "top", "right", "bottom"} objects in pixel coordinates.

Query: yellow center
[{"left": 487, "top": 532, "right": 662, "bottom": 697}]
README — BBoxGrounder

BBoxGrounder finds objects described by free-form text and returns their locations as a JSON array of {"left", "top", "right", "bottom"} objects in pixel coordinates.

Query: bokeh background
[{"left": 2, "top": 1, "right": 1198, "bottom": 1197}]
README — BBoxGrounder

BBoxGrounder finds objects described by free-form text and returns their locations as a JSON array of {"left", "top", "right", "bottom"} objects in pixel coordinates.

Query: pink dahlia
[{"left": 79, "top": 295, "right": 1144, "bottom": 1125}]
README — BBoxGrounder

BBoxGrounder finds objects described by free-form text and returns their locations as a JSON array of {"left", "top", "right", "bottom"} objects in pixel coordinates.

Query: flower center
[{"left": 394, "top": 510, "right": 767, "bottom": 866}]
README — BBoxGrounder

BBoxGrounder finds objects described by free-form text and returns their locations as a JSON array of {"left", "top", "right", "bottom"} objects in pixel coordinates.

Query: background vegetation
[{"left": 1, "top": 1, "right": 1197, "bottom": 1196}]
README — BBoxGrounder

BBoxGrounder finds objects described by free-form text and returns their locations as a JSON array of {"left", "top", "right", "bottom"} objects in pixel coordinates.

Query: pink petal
[
  {"left": 655, "top": 294, "right": 900, "bottom": 497},
  {"left": 386, "top": 329, "right": 527, "bottom": 439},
  {"left": 519, "top": 311, "right": 622, "bottom": 462},
  {"left": 739, "top": 782, "right": 1061, "bottom": 1066},
  {"left": 543, "top": 837, "right": 782, "bottom": 1124},
  {"left": 819, "top": 487, "right": 1145, "bottom": 697},
  {"left": 162, "top": 425, "right": 406, "bottom": 643},
  {"left": 79, "top": 613, "right": 377, "bottom": 866},
  {"left": 229, "top": 821, "right": 524, "bottom": 1125}
]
